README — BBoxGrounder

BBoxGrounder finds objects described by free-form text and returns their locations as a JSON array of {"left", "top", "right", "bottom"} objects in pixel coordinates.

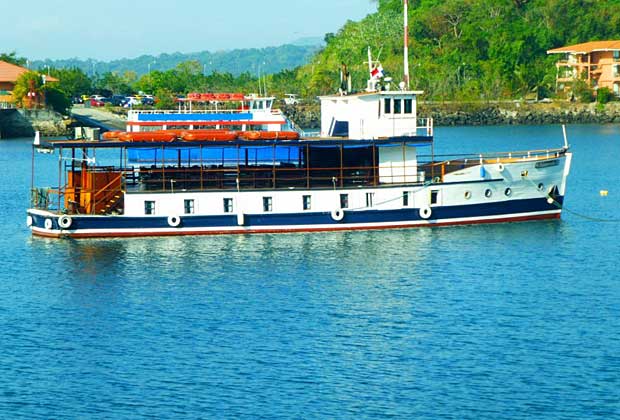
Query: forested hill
[
  {"left": 32, "top": 43, "right": 321, "bottom": 77},
  {"left": 298, "top": 0, "right": 620, "bottom": 99}
]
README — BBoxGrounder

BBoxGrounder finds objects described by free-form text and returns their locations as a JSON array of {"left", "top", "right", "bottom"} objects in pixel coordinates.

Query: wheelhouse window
[
  {"left": 263, "top": 196, "right": 273, "bottom": 212},
  {"left": 223, "top": 198, "right": 234, "bottom": 213},
  {"left": 144, "top": 200, "right": 155, "bottom": 215},
  {"left": 303, "top": 195, "right": 311, "bottom": 210},
  {"left": 430, "top": 190, "right": 439, "bottom": 205},
  {"left": 340, "top": 193, "right": 349, "bottom": 209},
  {"left": 384, "top": 98, "right": 391, "bottom": 114},
  {"left": 366, "top": 192, "right": 374, "bottom": 208},
  {"left": 393, "top": 99, "right": 402, "bottom": 114},
  {"left": 404, "top": 99, "right": 413, "bottom": 114},
  {"left": 184, "top": 199, "right": 195, "bottom": 215}
]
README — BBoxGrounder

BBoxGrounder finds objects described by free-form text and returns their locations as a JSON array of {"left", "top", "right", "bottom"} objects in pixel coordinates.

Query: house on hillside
[
  {"left": 0, "top": 60, "right": 59, "bottom": 109},
  {"left": 547, "top": 41, "right": 620, "bottom": 97}
]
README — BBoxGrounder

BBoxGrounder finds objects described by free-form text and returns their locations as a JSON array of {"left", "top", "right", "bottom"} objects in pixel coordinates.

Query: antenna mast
[{"left": 403, "top": 0, "right": 410, "bottom": 89}]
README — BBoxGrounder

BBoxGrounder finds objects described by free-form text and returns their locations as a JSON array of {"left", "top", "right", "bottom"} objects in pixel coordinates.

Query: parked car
[
  {"left": 141, "top": 96, "right": 155, "bottom": 106},
  {"left": 123, "top": 96, "right": 141, "bottom": 107},
  {"left": 90, "top": 94, "right": 105, "bottom": 101},
  {"left": 283, "top": 93, "right": 299, "bottom": 105},
  {"left": 110, "top": 95, "right": 128, "bottom": 106},
  {"left": 90, "top": 98, "right": 105, "bottom": 107}
]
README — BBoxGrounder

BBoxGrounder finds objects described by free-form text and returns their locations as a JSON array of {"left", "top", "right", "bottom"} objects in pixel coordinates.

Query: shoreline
[
  {"left": 283, "top": 101, "right": 620, "bottom": 130},
  {"left": 3, "top": 101, "right": 619, "bottom": 139}
]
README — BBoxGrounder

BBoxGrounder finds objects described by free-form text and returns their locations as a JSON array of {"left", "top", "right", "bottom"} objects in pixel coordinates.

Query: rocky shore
[
  {"left": 283, "top": 100, "right": 620, "bottom": 130},
  {"left": 0, "top": 109, "right": 70, "bottom": 138}
]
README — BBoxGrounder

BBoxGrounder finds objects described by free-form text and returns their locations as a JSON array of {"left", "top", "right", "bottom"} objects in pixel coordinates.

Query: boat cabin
[{"left": 319, "top": 91, "right": 427, "bottom": 139}]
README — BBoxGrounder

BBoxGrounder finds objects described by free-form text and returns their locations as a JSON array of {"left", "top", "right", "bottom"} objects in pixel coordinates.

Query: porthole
[
  {"left": 504, "top": 188, "right": 512, "bottom": 197},
  {"left": 537, "top": 183, "right": 545, "bottom": 191},
  {"left": 484, "top": 189, "right": 493, "bottom": 198},
  {"left": 464, "top": 191, "right": 472, "bottom": 200}
]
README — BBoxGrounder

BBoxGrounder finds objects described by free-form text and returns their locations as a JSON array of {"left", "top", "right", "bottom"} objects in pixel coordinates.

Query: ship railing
[
  {"left": 416, "top": 118, "right": 433, "bottom": 137},
  {"left": 418, "top": 147, "right": 567, "bottom": 182},
  {"left": 128, "top": 162, "right": 430, "bottom": 192}
]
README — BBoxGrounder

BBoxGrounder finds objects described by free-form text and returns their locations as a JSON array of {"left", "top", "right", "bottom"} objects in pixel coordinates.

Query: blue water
[{"left": 1, "top": 125, "right": 619, "bottom": 419}]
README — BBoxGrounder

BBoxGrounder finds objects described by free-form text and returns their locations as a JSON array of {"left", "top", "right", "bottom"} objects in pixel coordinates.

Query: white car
[
  {"left": 283, "top": 94, "right": 299, "bottom": 105},
  {"left": 123, "top": 96, "right": 141, "bottom": 107}
]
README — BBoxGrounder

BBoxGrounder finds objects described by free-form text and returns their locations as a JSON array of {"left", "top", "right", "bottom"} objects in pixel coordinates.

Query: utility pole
[{"left": 403, "top": 0, "right": 410, "bottom": 90}]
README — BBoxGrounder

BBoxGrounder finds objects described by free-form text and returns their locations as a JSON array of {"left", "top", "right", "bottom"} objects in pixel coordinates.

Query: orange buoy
[
  {"left": 118, "top": 132, "right": 177, "bottom": 142},
  {"left": 182, "top": 131, "right": 238, "bottom": 141},
  {"left": 214, "top": 93, "right": 230, "bottom": 101},
  {"left": 102, "top": 131, "right": 125, "bottom": 140},
  {"left": 239, "top": 131, "right": 261, "bottom": 140}
]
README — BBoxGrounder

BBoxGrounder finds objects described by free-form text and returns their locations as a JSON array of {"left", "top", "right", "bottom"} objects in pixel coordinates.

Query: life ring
[
  {"left": 419, "top": 206, "right": 432, "bottom": 219},
  {"left": 44, "top": 218, "right": 53, "bottom": 230},
  {"left": 167, "top": 215, "right": 181, "bottom": 227},
  {"left": 26, "top": 215, "right": 33, "bottom": 227},
  {"left": 331, "top": 208, "right": 345, "bottom": 222},
  {"left": 58, "top": 215, "right": 73, "bottom": 229}
]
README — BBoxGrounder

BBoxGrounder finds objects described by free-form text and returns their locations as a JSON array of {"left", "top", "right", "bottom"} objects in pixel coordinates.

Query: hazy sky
[{"left": 4, "top": 0, "right": 377, "bottom": 61}]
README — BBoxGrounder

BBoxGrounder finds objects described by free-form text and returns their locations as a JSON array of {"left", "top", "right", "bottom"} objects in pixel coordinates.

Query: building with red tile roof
[
  {"left": 0, "top": 60, "right": 58, "bottom": 108},
  {"left": 547, "top": 41, "right": 620, "bottom": 96}
]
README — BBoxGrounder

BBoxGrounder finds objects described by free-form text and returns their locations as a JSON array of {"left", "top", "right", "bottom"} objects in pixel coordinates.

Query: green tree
[
  {"left": 12, "top": 71, "right": 43, "bottom": 107},
  {"left": 0, "top": 51, "right": 27, "bottom": 66}
]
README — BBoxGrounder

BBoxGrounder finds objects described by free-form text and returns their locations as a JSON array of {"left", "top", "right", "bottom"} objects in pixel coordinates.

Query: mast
[{"left": 403, "top": 0, "right": 410, "bottom": 89}]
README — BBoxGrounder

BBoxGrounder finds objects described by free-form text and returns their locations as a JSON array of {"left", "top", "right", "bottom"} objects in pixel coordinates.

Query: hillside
[
  {"left": 297, "top": 0, "right": 620, "bottom": 99},
  {"left": 32, "top": 43, "right": 321, "bottom": 77}
]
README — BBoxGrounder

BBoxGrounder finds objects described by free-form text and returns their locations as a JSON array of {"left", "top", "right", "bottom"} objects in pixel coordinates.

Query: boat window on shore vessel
[
  {"left": 144, "top": 200, "right": 155, "bottom": 215},
  {"left": 184, "top": 199, "right": 195, "bottom": 214},
  {"left": 403, "top": 191, "right": 410, "bottom": 207},
  {"left": 430, "top": 190, "right": 439, "bottom": 205},
  {"left": 223, "top": 198, "right": 233, "bottom": 213},
  {"left": 384, "top": 98, "right": 391, "bottom": 114},
  {"left": 303, "top": 195, "right": 311, "bottom": 210},
  {"left": 340, "top": 194, "right": 349, "bottom": 209},
  {"left": 366, "top": 192, "right": 374, "bottom": 208}
]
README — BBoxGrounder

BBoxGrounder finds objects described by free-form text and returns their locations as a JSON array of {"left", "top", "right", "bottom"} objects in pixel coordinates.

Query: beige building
[{"left": 547, "top": 41, "right": 620, "bottom": 96}]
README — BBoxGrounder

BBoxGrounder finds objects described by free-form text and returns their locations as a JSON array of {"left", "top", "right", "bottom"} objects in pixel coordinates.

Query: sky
[{"left": 3, "top": 0, "right": 377, "bottom": 61}]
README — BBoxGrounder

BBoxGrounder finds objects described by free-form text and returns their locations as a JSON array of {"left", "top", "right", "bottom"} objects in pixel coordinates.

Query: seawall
[
  {"left": 0, "top": 109, "right": 69, "bottom": 138},
  {"left": 283, "top": 101, "right": 620, "bottom": 130}
]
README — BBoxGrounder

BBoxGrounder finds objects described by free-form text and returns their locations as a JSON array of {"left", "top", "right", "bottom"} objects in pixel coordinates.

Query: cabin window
[
  {"left": 404, "top": 99, "right": 413, "bottom": 114},
  {"left": 393, "top": 99, "right": 402, "bottom": 114},
  {"left": 403, "top": 191, "right": 410, "bottom": 206},
  {"left": 184, "top": 199, "right": 195, "bottom": 214},
  {"left": 384, "top": 98, "right": 391, "bottom": 114},
  {"left": 303, "top": 195, "right": 311, "bottom": 210},
  {"left": 263, "top": 196, "right": 273, "bottom": 212},
  {"left": 223, "top": 198, "right": 234, "bottom": 213},
  {"left": 614, "top": 50, "right": 620, "bottom": 61},
  {"left": 144, "top": 200, "right": 155, "bottom": 215},
  {"left": 340, "top": 193, "right": 349, "bottom": 209},
  {"left": 430, "top": 190, "right": 439, "bottom": 205},
  {"left": 366, "top": 192, "right": 374, "bottom": 208}
]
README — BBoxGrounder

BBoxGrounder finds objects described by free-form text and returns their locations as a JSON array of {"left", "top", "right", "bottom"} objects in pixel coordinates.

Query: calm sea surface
[{"left": 1, "top": 125, "right": 619, "bottom": 419}]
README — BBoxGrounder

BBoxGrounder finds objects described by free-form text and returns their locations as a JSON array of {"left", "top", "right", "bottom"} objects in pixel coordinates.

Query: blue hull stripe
[{"left": 29, "top": 197, "right": 563, "bottom": 233}]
